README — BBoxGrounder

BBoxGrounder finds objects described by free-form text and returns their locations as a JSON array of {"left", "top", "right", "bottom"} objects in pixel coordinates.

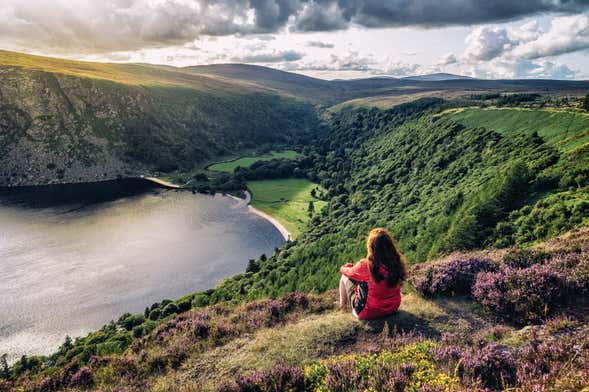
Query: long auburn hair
[{"left": 366, "top": 228, "right": 407, "bottom": 287}]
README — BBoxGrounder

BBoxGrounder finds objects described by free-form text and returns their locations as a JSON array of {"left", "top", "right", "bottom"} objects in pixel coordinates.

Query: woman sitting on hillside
[{"left": 339, "top": 228, "right": 407, "bottom": 320}]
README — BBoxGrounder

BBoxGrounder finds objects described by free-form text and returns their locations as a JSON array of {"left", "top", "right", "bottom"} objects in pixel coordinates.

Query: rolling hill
[
  {"left": 2, "top": 50, "right": 589, "bottom": 188},
  {"left": 402, "top": 73, "right": 474, "bottom": 81}
]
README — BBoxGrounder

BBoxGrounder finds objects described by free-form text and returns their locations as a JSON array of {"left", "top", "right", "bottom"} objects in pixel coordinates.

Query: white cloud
[
  {"left": 513, "top": 14, "right": 589, "bottom": 59},
  {"left": 438, "top": 52, "right": 458, "bottom": 65},
  {"left": 454, "top": 14, "right": 589, "bottom": 79},
  {"left": 464, "top": 27, "right": 513, "bottom": 61}
]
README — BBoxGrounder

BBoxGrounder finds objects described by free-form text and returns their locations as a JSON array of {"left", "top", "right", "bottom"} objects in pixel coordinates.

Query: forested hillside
[
  {"left": 199, "top": 99, "right": 589, "bottom": 303},
  {"left": 0, "top": 51, "right": 319, "bottom": 186}
]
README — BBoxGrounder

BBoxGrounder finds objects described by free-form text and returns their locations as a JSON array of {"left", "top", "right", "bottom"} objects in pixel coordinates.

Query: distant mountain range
[{"left": 402, "top": 73, "right": 474, "bottom": 81}]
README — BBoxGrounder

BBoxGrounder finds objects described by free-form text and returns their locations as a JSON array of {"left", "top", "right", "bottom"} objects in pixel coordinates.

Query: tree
[
  {"left": 60, "top": 335, "right": 73, "bottom": 353},
  {"left": 194, "top": 173, "right": 209, "bottom": 182},
  {"left": 582, "top": 94, "right": 589, "bottom": 112},
  {"left": 0, "top": 354, "right": 8, "bottom": 379},
  {"left": 260, "top": 254, "right": 267, "bottom": 262},
  {"left": 308, "top": 201, "right": 315, "bottom": 216},
  {"left": 246, "top": 259, "right": 259, "bottom": 273}
]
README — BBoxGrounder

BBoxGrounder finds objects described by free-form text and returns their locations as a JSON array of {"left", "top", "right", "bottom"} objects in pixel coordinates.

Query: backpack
[{"left": 352, "top": 281, "right": 368, "bottom": 316}]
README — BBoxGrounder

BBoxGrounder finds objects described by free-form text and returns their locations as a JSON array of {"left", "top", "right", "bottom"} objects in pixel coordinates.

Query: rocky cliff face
[
  {"left": 0, "top": 67, "right": 150, "bottom": 186},
  {"left": 0, "top": 66, "right": 317, "bottom": 186}
]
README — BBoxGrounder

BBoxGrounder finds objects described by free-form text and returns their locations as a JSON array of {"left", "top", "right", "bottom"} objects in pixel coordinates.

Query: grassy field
[
  {"left": 248, "top": 178, "right": 326, "bottom": 238},
  {"left": 329, "top": 89, "right": 475, "bottom": 110},
  {"left": 208, "top": 151, "right": 301, "bottom": 173},
  {"left": 448, "top": 108, "right": 589, "bottom": 153}
]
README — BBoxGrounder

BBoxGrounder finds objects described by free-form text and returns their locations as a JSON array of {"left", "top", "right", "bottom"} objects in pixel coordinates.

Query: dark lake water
[{"left": 0, "top": 182, "right": 283, "bottom": 362}]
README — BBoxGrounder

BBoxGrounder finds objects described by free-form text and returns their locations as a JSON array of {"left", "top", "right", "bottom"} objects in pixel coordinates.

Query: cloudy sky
[{"left": 1, "top": 0, "right": 589, "bottom": 80}]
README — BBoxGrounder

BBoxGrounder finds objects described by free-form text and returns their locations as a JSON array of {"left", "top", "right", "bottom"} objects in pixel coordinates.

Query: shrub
[
  {"left": 132, "top": 325, "right": 144, "bottom": 339},
  {"left": 148, "top": 308, "right": 162, "bottom": 321},
  {"left": 148, "top": 354, "right": 168, "bottom": 374},
  {"left": 177, "top": 298, "right": 193, "bottom": 313},
  {"left": 304, "top": 343, "right": 456, "bottom": 391},
  {"left": 192, "top": 294, "right": 210, "bottom": 308},
  {"left": 142, "top": 320, "right": 157, "bottom": 335},
  {"left": 267, "top": 300, "right": 287, "bottom": 320},
  {"left": 0, "top": 380, "right": 13, "bottom": 392},
  {"left": 162, "top": 303, "right": 179, "bottom": 317},
  {"left": 283, "top": 292, "right": 309, "bottom": 310},
  {"left": 119, "top": 314, "right": 145, "bottom": 331},
  {"left": 164, "top": 344, "right": 188, "bottom": 369},
  {"left": 410, "top": 254, "right": 498, "bottom": 296},
  {"left": 515, "top": 327, "right": 589, "bottom": 390},
  {"left": 460, "top": 344, "right": 516, "bottom": 389},
  {"left": 218, "top": 362, "right": 305, "bottom": 392},
  {"left": 69, "top": 367, "right": 94, "bottom": 388},
  {"left": 502, "top": 248, "right": 550, "bottom": 269},
  {"left": 472, "top": 264, "right": 566, "bottom": 324},
  {"left": 325, "top": 360, "right": 358, "bottom": 391}
]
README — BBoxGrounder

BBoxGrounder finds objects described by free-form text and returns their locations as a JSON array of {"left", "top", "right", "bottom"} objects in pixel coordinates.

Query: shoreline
[{"left": 226, "top": 191, "right": 292, "bottom": 241}]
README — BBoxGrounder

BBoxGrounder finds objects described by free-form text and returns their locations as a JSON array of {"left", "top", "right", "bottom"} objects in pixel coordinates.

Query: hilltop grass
[
  {"left": 0, "top": 50, "right": 257, "bottom": 92},
  {"left": 330, "top": 89, "right": 474, "bottom": 110},
  {"left": 448, "top": 108, "right": 589, "bottom": 152},
  {"left": 208, "top": 150, "right": 301, "bottom": 173},
  {"left": 248, "top": 178, "right": 326, "bottom": 238}
]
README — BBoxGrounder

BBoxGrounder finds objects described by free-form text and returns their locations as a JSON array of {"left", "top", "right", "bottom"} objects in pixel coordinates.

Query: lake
[{"left": 0, "top": 183, "right": 284, "bottom": 362}]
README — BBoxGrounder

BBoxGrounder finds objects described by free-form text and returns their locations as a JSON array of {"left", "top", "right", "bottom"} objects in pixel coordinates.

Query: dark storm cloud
[
  {"left": 294, "top": 0, "right": 589, "bottom": 31},
  {"left": 1, "top": 0, "right": 589, "bottom": 53}
]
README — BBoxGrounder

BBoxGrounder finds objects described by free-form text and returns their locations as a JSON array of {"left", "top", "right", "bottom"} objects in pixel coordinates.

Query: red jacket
[{"left": 340, "top": 259, "right": 401, "bottom": 320}]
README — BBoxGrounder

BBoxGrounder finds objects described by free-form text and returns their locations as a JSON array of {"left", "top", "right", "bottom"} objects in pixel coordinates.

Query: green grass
[
  {"left": 0, "top": 49, "right": 257, "bottom": 93},
  {"left": 247, "top": 178, "right": 326, "bottom": 238},
  {"left": 208, "top": 150, "right": 301, "bottom": 173},
  {"left": 448, "top": 108, "right": 589, "bottom": 153}
]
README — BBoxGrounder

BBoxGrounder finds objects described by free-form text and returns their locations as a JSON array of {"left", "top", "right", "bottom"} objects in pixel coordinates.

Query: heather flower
[
  {"left": 472, "top": 264, "right": 566, "bottom": 324},
  {"left": 502, "top": 248, "right": 550, "bottom": 269},
  {"left": 411, "top": 254, "right": 498, "bottom": 296},
  {"left": 267, "top": 300, "right": 287, "bottom": 320},
  {"left": 164, "top": 343, "right": 188, "bottom": 369},
  {"left": 283, "top": 292, "right": 309, "bottom": 310},
  {"left": 325, "top": 360, "right": 358, "bottom": 391},
  {"left": 69, "top": 367, "right": 94, "bottom": 388},
  {"left": 459, "top": 344, "right": 516, "bottom": 389},
  {"left": 0, "top": 380, "right": 13, "bottom": 392},
  {"left": 146, "top": 353, "right": 167, "bottom": 375},
  {"left": 218, "top": 362, "right": 304, "bottom": 392}
]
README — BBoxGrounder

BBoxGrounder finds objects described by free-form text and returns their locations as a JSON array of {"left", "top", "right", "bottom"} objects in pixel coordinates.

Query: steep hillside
[
  {"left": 0, "top": 51, "right": 319, "bottom": 186},
  {"left": 194, "top": 99, "right": 589, "bottom": 305},
  {"left": 4, "top": 228, "right": 588, "bottom": 391}
]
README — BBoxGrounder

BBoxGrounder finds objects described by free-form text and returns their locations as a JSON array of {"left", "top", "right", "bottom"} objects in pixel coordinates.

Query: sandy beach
[{"left": 228, "top": 191, "right": 291, "bottom": 241}]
